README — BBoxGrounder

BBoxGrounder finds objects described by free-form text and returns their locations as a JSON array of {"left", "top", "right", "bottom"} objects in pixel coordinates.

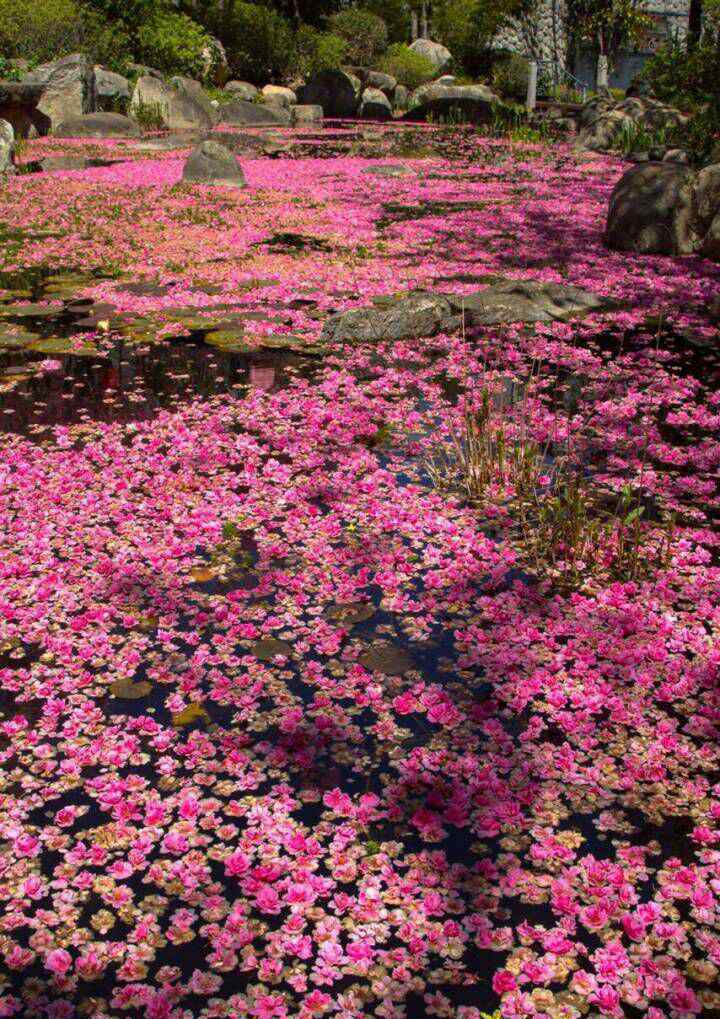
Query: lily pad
[
  {"left": 359, "top": 642, "right": 415, "bottom": 675},
  {"left": 27, "top": 337, "right": 101, "bottom": 357},
  {"left": 110, "top": 678, "right": 152, "bottom": 699},
  {"left": 190, "top": 566, "right": 218, "bottom": 583},
  {"left": 0, "top": 303, "right": 62, "bottom": 319},
  {"left": 0, "top": 328, "right": 39, "bottom": 349},
  {"left": 172, "top": 703, "right": 210, "bottom": 727},
  {"left": 259, "top": 335, "right": 323, "bottom": 354},
  {"left": 251, "top": 638, "right": 293, "bottom": 661},
  {"left": 205, "top": 328, "right": 252, "bottom": 352},
  {"left": 325, "top": 602, "right": 376, "bottom": 626}
]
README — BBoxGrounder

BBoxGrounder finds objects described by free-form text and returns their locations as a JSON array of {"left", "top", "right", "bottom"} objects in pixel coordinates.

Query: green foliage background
[{"left": 1, "top": 0, "right": 717, "bottom": 161}]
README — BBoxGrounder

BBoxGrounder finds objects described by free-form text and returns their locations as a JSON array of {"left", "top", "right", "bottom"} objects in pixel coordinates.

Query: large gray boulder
[
  {"left": 360, "top": 87, "right": 392, "bottom": 121},
  {"left": 182, "top": 140, "right": 247, "bottom": 187},
  {"left": 169, "top": 75, "right": 203, "bottom": 95},
  {"left": 394, "top": 84, "right": 409, "bottom": 110},
  {"left": 702, "top": 213, "right": 720, "bottom": 260},
  {"left": 39, "top": 155, "right": 94, "bottom": 172},
  {"left": 224, "top": 81, "right": 258, "bottom": 101},
  {"left": 694, "top": 165, "right": 720, "bottom": 236},
  {"left": 292, "top": 104, "right": 323, "bottom": 125},
  {"left": 297, "top": 70, "right": 359, "bottom": 119},
  {"left": 94, "top": 68, "right": 131, "bottom": 111},
  {"left": 409, "top": 38, "right": 452, "bottom": 71},
  {"left": 605, "top": 161, "right": 720, "bottom": 262},
  {"left": 54, "top": 112, "right": 140, "bottom": 138},
  {"left": 169, "top": 77, "right": 218, "bottom": 124},
  {"left": 365, "top": 71, "right": 397, "bottom": 97},
  {"left": 130, "top": 76, "right": 214, "bottom": 131},
  {"left": 321, "top": 281, "right": 612, "bottom": 344},
  {"left": 262, "top": 85, "right": 297, "bottom": 108},
  {"left": 605, "top": 163, "right": 698, "bottom": 256},
  {"left": 219, "top": 100, "right": 290, "bottom": 126},
  {"left": 24, "top": 54, "right": 96, "bottom": 133},
  {"left": 323, "top": 293, "right": 455, "bottom": 344},
  {"left": 579, "top": 95, "right": 687, "bottom": 153},
  {"left": 456, "top": 280, "right": 613, "bottom": 324},
  {"left": 0, "top": 119, "right": 15, "bottom": 175},
  {"left": 405, "top": 83, "right": 498, "bottom": 123}
]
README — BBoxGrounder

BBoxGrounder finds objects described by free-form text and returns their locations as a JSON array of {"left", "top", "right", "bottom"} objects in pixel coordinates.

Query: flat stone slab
[
  {"left": 54, "top": 113, "right": 140, "bottom": 138},
  {"left": 452, "top": 280, "right": 614, "bottom": 325},
  {"left": 220, "top": 100, "right": 291, "bottom": 126},
  {"left": 362, "top": 164, "right": 414, "bottom": 177},
  {"left": 321, "top": 280, "right": 615, "bottom": 344}
]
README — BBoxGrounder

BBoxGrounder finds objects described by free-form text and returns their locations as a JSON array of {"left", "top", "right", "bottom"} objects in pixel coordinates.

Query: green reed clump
[
  {"left": 427, "top": 374, "right": 676, "bottom": 592},
  {"left": 131, "top": 100, "right": 166, "bottom": 132},
  {"left": 517, "top": 475, "right": 675, "bottom": 591}
]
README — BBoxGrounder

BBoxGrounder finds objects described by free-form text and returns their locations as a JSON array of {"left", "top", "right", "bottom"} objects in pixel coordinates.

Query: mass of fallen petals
[{"left": 0, "top": 124, "right": 719, "bottom": 1019}]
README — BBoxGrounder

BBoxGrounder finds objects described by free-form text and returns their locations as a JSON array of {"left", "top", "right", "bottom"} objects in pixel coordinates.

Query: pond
[{"left": 0, "top": 126, "right": 719, "bottom": 1019}]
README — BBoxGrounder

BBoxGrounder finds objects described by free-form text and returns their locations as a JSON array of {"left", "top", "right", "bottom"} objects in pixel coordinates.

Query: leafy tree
[
  {"left": 82, "top": 0, "right": 161, "bottom": 30},
  {"left": 0, "top": 0, "right": 85, "bottom": 63},
  {"left": 136, "top": 10, "right": 211, "bottom": 78},
  {"left": 327, "top": 7, "right": 387, "bottom": 65},
  {"left": 253, "top": 0, "right": 343, "bottom": 25},
  {"left": 568, "top": 0, "right": 650, "bottom": 88},
  {"left": 294, "top": 24, "right": 346, "bottom": 77},
  {"left": 641, "top": 6, "right": 720, "bottom": 164},
  {"left": 432, "top": 0, "right": 480, "bottom": 66},
  {"left": 379, "top": 42, "right": 436, "bottom": 87},
  {"left": 362, "top": 0, "right": 411, "bottom": 43},
  {"left": 205, "top": 2, "right": 296, "bottom": 82},
  {"left": 431, "top": 0, "right": 533, "bottom": 76}
]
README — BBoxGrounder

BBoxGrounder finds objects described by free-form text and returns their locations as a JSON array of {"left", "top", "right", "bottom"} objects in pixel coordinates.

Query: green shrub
[
  {"left": 0, "top": 55, "right": 25, "bottom": 80},
  {"left": 293, "top": 26, "right": 347, "bottom": 79},
  {"left": 361, "top": 0, "right": 411, "bottom": 43},
  {"left": 204, "top": 86, "right": 237, "bottom": 107},
  {"left": 0, "top": 0, "right": 84, "bottom": 64},
  {"left": 136, "top": 11, "right": 210, "bottom": 80},
  {"left": 681, "top": 100, "right": 720, "bottom": 165},
  {"left": 379, "top": 44, "right": 436, "bottom": 90},
  {"left": 210, "top": 3, "right": 294, "bottom": 84},
  {"left": 327, "top": 7, "right": 388, "bottom": 66},
  {"left": 640, "top": 30, "right": 720, "bottom": 110},
  {"left": 615, "top": 119, "right": 671, "bottom": 156},
  {"left": 433, "top": 0, "right": 482, "bottom": 72},
  {"left": 640, "top": 27, "right": 720, "bottom": 164},
  {"left": 79, "top": 7, "right": 132, "bottom": 71},
  {"left": 131, "top": 98, "right": 166, "bottom": 131},
  {"left": 80, "top": 0, "right": 157, "bottom": 32},
  {"left": 491, "top": 52, "right": 530, "bottom": 101}
]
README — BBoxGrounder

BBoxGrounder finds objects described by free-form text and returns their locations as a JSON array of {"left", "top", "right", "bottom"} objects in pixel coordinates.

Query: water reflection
[{"left": 0, "top": 339, "right": 315, "bottom": 438}]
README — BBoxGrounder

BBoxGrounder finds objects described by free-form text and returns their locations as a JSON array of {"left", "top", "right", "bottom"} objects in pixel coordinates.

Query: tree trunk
[
  {"left": 689, "top": 0, "right": 703, "bottom": 47},
  {"left": 421, "top": 1, "right": 429, "bottom": 39},
  {"left": 411, "top": 9, "right": 419, "bottom": 41},
  {"left": 526, "top": 60, "right": 538, "bottom": 111},
  {"left": 596, "top": 53, "right": 609, "bottom": 90}
]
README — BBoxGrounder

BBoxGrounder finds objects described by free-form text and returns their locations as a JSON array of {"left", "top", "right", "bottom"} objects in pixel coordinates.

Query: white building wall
[{"left": 492, "top": 0, "right": 691, "bottom": 84}]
